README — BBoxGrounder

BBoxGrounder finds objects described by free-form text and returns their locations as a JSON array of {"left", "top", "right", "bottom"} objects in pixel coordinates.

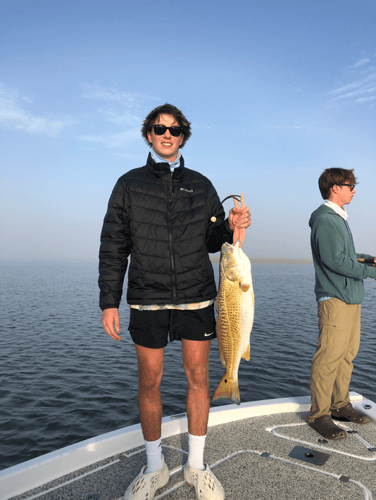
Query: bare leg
[
  {"left": 181, "top": 340, "right": 225, "bottom": 498},
  {"left": 135, "top": 344, "right": 164, "bottom": 442},
  {"left": 182, "top": 339, "right": 211, "bottom": 436},
  {"left": 122, "top": 346, "right": 168, "bottom": 498}
]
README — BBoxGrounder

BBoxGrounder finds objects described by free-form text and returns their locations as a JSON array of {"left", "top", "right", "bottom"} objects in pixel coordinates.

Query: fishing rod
[
  {"left": 210, "top": 194, "right": 242, "bottom": 223},
  {"left": 357, "top": 258, "right": 375, "bottom": 264},
  {"left": 220, "top": 194, "right": 241, "bottom": 205}
]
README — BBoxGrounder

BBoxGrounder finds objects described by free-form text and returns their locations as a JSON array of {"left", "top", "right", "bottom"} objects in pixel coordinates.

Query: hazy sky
[{"left": 1, "top": 0, "right": 375, "bottom": 262}]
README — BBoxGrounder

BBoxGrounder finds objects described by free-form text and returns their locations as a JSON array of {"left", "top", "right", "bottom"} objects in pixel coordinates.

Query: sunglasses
[
  {"left": 151, "top": 125, "right": 183, "bottom": 137},
  {"left": 337, "top": 183, "right": 356, "bottom": 191}
]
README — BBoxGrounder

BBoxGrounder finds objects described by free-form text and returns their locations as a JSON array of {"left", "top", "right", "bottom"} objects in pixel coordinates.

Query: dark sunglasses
[
  {"left": 151, "top": 125, "right": 183, "bottom": 137},
  {"left": 337, "top": 183, "right": 356, "bottom": 191}
]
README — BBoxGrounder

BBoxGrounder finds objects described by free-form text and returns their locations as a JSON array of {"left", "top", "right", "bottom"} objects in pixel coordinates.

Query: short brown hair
[
  {"left": 141, "top": 103, "right": 192, "bottom": 148},
  {"left": 318, "top": 167, "right": 357, "bottom": 199}
]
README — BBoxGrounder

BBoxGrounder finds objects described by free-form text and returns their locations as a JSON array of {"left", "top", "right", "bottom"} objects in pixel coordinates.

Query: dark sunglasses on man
[
  {"left": 151, "top": 125, "right": 183, "bottom": 137},
  {"left": 335, "top": 183, "right": 356, "bottom": 191}
]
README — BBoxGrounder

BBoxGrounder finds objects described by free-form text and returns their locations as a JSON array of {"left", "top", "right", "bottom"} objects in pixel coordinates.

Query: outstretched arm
[{"left": 314, "top": 221, "right": 376, "bottom": 280}]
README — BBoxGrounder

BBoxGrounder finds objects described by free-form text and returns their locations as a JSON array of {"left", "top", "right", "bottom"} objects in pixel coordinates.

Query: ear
[
  {"left": 331, "top": 184, "right": 339, "bottom": 195},
  {"left": 147, "top": 130, "right": 152, "bottom": 144},
  {"left": 179, "top": 134, "right": 184, "bottom": 147}
]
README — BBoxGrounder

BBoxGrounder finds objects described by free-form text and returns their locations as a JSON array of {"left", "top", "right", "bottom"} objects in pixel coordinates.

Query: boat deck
[{"left": 2, "top": 393, "right": 376, "bottom": 500}]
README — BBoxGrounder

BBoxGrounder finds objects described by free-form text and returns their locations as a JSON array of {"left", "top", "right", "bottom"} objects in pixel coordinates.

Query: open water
[{"left": 1, "top": 260, "right": 375, "bottom": 472}]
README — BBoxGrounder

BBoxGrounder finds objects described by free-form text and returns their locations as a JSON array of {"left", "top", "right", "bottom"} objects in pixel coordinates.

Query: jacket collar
[
  {"left": 323, "top": 200, "right": 348, "bottom": 220},
  {"left": 146, "top": 152, "right": 185, "bottom": 179}
]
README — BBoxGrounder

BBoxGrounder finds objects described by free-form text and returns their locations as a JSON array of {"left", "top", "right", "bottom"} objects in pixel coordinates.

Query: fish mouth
[
  {"left": 220, "top": 242, "right": 238, "bottom": 261},
  {"left": 221, "top": 241, "right": 235, "bottom": 254},
  {"left": 220, "top": 243, "right": 239, "bottom": 279},
  {"left": 220, "top": 241, "right": 251, "bottom": 284}
]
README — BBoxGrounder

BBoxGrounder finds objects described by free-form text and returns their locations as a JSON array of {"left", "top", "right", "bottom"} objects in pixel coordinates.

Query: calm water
[{"left": 1, "top": 260, "right": 375, "bottom": 472}]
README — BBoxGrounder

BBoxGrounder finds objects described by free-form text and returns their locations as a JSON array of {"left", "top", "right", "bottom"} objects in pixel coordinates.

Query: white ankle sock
[
  {"left": 145, "top": 437, "right": 163, "bottom": 473},
  {"left": 188, "top": 433, "right": 206, "bottom": 471}
]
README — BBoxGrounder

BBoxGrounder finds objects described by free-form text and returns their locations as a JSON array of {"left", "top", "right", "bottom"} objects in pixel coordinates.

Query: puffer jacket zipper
[{"left": 166, "top": 174, "right": 177, "bottom": 303}]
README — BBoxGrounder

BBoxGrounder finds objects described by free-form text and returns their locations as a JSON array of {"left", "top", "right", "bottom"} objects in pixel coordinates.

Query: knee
[
  {"left": 185, "top": 364, "right": 208, "bottom": 389},
  {"left": 139, "top": 366, "right": 163, "bottom": 392}
]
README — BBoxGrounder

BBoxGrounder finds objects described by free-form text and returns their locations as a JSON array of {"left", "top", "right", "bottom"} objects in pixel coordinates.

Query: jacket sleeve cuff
[
  {"left": 224, "top": 218, "right": 233, "bottom": 234},
  {"left": 100, "top": 303, "right": 120, "bottom": 311}
]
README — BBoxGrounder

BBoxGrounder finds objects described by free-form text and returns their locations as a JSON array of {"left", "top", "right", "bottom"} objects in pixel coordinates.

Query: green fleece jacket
[{"left": 309, "top": 204, "right": 376, "bottom": 304}]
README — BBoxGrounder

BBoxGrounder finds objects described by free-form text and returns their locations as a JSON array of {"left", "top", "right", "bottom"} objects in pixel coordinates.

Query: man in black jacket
[{"left": 99, "top": 104, "right": 251, "bottom": 500}]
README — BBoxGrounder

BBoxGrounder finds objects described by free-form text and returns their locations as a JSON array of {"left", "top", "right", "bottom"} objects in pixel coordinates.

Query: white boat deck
[{"left": 1, "top": 392, "right": 376, "bottom": 500}]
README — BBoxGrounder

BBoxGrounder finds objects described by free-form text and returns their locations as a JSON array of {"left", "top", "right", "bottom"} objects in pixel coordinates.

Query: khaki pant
[{"left": 307, "top": 297, "right": 361, "bottom": 422}]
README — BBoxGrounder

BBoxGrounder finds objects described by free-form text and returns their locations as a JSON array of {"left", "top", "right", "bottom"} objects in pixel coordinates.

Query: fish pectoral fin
[
  {"left": 241, "top": 345, "right": 250, "bottom": 361},
  {"left": 239, "top": 282, "right": 250, "bottom": 292}
]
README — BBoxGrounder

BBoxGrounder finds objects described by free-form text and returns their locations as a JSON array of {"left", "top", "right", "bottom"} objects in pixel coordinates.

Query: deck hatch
[
  {"left": 339, "top": 476, "right": 350, "bottom": 482},
  {"left": 288, "top": 446, "right": 330, "bottom": 466}
]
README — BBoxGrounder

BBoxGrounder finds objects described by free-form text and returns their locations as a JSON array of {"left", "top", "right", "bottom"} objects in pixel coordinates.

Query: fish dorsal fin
[{"left": 239, "top": 282, "right": 250, "bottom": 292}]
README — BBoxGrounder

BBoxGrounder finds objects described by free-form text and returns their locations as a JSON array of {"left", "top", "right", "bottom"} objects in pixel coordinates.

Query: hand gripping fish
[
  {"left": 212, "top": 197, "right": 254, "bottom": 405},
  {"left": 232, "top": 193, "right": 247, "bottom": 247}
]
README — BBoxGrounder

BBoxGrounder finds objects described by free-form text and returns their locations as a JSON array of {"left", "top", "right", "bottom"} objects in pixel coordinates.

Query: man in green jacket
[{"left": 308, "top": 167, "right": 376, "bottom": 440}]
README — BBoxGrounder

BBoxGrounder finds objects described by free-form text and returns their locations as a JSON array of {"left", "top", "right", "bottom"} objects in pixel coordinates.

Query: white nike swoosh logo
[{"left": 204, "top": 332, "right": 214, "bottom": 337}]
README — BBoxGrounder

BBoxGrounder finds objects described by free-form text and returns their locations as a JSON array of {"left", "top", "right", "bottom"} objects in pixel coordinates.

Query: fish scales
[{"left": 212, "top": 242, "right": 254, "bottom": 405}]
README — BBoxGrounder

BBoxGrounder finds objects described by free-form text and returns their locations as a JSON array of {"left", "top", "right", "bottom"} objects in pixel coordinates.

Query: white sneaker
[
  {"left": 124, "top": 456, "right": 170, "bottom": 500},
  {"left": 184, "top": 462, "right": 225, "bottom": 500}
]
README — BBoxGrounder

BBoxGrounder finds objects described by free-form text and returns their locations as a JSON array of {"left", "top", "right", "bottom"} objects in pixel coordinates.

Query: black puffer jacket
[{"left": 99, "top": 154, "right": 233, "bottom": 310}]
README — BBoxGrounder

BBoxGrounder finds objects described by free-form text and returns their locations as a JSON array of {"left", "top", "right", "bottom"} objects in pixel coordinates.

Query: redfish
[{"left": 212, "top": 242, "right": 254, "bottom": 405}]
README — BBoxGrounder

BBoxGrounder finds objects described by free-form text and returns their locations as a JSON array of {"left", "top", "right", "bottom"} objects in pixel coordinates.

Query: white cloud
[
  {"left": 95, "top": 107, "right": 140, "bottom": 125},
  {"left": 356, "top": 95, "right": 376, "bottom": 103},
  {"left": 81, "top": 83, "right": 159, "bottom": 125},
  {"left": 0, "top": 84, "right": 70, "bottom": 136},
  {"left": 272, "top": 125, "right": 303, "bottom": 130},
  {"left": 350, "top": 57, "right": 371, "bottom": 69},
  {"left": 77, "top": 84, "right": 162, "bottom": 148},
  {"left": 328, "top": 57, "right": 376, "bottom": 107},
  {"left": 331, "top": 82, "right": 360, "bottom": 95},
  {"left": 336, "top": 82, "right": 376, "bottom": 100},
  {"left": 78, "top": 128, "right": 140, "bottom": 148},
  {"left": 82, "top": 84, "right": 139, "bottom": 104},
  {"left": 269, "top": 124, "right": 330, "bottom": 134}
]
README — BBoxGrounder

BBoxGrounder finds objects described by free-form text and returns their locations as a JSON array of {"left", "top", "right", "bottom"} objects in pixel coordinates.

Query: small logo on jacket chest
[{"left": 180, "top": 187, "right": 193, "bottom": 193}]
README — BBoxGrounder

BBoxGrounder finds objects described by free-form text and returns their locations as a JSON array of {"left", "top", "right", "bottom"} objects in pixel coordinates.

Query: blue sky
[{"left": 1, "top": 0, "right": 375, "bottom": 261}]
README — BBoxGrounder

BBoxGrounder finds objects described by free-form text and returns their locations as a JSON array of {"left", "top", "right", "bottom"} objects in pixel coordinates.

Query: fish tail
[{"left": 212, "top": 374, "right": 241, "bottom": 405}]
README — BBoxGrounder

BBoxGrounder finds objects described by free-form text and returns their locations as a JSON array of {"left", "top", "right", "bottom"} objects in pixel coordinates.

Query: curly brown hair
[
  {"left": 141, "top": 103, "right": 192, "bottom": 148},
  {"left": 318, "top": 167, "right": 357, "bottom": 200}
]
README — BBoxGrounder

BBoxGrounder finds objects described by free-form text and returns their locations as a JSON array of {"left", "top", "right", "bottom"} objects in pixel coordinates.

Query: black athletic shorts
[{"left": 128, "top": 304, "right": 216, "bottom": 349}]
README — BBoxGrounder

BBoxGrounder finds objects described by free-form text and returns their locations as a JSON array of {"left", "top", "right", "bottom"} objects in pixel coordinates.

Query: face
[
  {"left": 336, "top": 183, "right": 356, "bottom": 207},
  {"left": 147, "top": 114, "right": 184, "bottom": 162}
]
